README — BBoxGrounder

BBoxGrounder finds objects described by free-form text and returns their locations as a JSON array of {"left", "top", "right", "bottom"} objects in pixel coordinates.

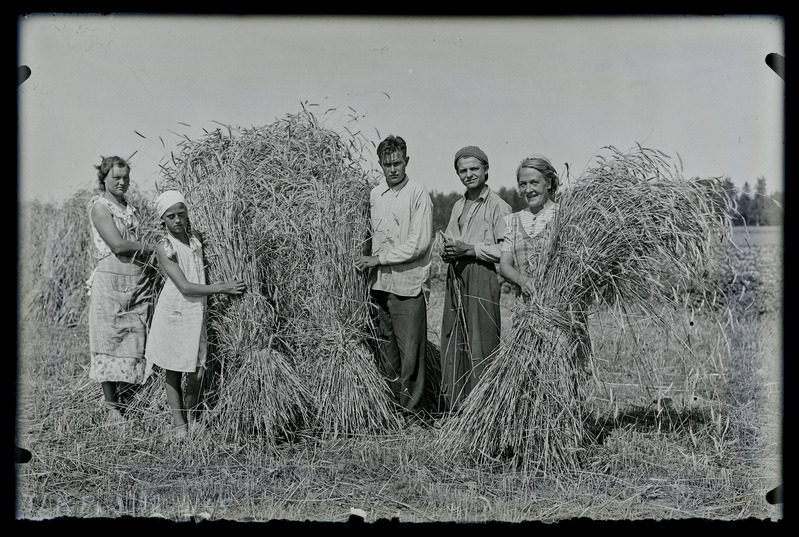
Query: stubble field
[{"left": 15, "top": 225, "right": 782, "bottom": 525}]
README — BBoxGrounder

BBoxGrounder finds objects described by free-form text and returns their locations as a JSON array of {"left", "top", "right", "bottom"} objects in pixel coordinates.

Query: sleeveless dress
[
  {"left": 87, "top": 195, "right": 149, "bottom": 384},
  {"left": 144, "top": 232, "right": 208, "bottom": 378},
  {"left": 502, "top": 202, "right": 559, "bottom": 298}
]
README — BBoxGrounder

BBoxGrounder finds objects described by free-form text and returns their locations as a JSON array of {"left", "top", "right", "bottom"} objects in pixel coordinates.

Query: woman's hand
[
  {"left": 442, "top": 239, "right": 474, "bottom": 262},
  {"left": 521, "top": 276, "right": 536, "bottom": 296}
]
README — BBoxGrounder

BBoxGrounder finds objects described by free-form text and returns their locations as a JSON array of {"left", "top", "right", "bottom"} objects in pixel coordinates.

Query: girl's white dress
[{"left": 144, "top": 232, "right": 208, "bottom": 378}]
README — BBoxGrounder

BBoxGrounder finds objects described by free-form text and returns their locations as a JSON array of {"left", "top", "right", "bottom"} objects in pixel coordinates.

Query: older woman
[
  {"left": 87, "top": 156, "right": 154, "bottom": 421},
  {"left": 498, "top": 155, "right": 560, "bottom": 297},
  {"left": 499, "top": 155, "right": 591, "bottom": 367}
]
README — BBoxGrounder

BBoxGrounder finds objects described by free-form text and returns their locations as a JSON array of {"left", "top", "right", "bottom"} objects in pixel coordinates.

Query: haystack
[
  {"left": 438, "top": 145, "right": 735, "bottom": 473},
  {"left": 156, "top": 109, "right": 403, "bottom": 443}
]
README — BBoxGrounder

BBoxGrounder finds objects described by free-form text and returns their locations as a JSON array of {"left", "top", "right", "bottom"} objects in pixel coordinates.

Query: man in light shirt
[
  {"left": 440, "top": 146, "right": 511, "bottom": 411},
  {"left": 355, "top": 135, "right": 433, "bottom": 417}
]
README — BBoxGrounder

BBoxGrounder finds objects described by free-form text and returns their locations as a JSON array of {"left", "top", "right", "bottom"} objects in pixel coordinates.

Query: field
[{"left": 14, "top": 203, "right": 783, "bottom": 526}]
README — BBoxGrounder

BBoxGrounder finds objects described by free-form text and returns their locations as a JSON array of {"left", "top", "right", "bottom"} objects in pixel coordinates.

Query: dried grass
[
  {"left": 438, "top": 145, "right": 737, "bottom": 473},
  {"left": 154, "top": 109, "right": 403, "bottom": 442},
  {"left": 18, "top": 109, "right": 444, "bottom": 446}
]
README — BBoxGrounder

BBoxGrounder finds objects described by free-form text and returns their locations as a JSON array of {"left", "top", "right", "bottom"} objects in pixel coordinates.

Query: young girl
[{"left": 144, "top": 190, "right": 245, "bottom": 439}]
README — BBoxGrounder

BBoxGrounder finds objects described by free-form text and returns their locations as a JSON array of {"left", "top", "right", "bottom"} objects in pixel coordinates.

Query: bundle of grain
[
  {"left": 438, "top": 145, "right": 735, "bottom": 473},
  {"left": 19, "top": 192, "right": 93, "bottom": 329},
  {"left": 157, "top": 109, "right": 403, "bottom": 441},
  {"left": 18, "top": 199, "right": 54, "bottom": 328}
]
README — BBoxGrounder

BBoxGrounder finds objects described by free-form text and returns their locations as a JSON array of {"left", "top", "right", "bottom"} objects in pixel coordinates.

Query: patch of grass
[
  {"left": 16, "top": 139, "right": 782, "bottom": 523},
  {"left": 16, "top": 280, "right": 782, "bottom": 522}
]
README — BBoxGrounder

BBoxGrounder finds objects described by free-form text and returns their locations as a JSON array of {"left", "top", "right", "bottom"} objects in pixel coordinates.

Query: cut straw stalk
[{"left": 437, "top": 145, "right": 735, "bottom": 472}]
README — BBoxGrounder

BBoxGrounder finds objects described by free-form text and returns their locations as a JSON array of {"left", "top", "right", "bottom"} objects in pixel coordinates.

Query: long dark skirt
[{"left": 440, "top": 258, "right": 502, "bottom": 411}]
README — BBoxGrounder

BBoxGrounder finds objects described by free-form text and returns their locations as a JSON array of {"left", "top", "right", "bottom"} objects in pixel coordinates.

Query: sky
[{"left": 16, "top": 14, "right": 785, "bottom": 204}]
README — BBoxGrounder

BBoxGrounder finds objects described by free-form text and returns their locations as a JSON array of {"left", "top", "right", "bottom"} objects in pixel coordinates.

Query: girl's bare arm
[{"left": 156, "top": 243, "right": 245, "bottom": 297}]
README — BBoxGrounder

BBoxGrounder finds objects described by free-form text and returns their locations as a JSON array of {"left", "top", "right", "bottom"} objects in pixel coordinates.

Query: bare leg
[
  {"left": 164, "top": 370, "right": 186, "bottom": 427},
  {"left": 184, "top": 368, "right": 205, "bottom": 426},
  {"left": 101, "top": 381, "right": 123, "bottom": 421},
  {"left": 101, "top": 381, "right": 118, "bottom": 406}
]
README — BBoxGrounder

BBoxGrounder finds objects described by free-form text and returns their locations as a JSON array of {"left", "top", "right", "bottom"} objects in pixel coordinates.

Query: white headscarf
[{"left": 155, "top": 190, "right": 187, "bottom": 218}]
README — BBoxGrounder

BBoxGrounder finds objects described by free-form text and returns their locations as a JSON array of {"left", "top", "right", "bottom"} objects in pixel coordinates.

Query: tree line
[
  {"left": 430, "top": 176, "right": 783, "bottom": 233},
  {"left": 429, "top": 186, "right": 527, "bottom": 233},
  {"left": 721, "top": 176, "right": 783, "bottom": 227}
]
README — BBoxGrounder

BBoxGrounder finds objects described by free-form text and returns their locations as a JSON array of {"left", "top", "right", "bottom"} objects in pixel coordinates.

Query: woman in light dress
[
  {"left": 498, "top": 155, "right": 560, "bottom": 297},
  {"left": 87, "top": 156, "right": 154, "bottom": 422},
  {"left": 499, "top": 155, "right": 591, "bottom": 369}
]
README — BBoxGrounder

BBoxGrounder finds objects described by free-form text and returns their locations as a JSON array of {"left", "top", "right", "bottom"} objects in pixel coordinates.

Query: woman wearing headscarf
[
  {"left": 440, "top": 146, "right": 511, "bottom": 412},
  {"left": 144, "top": 190, "right": 245, "bottom": 439}
]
